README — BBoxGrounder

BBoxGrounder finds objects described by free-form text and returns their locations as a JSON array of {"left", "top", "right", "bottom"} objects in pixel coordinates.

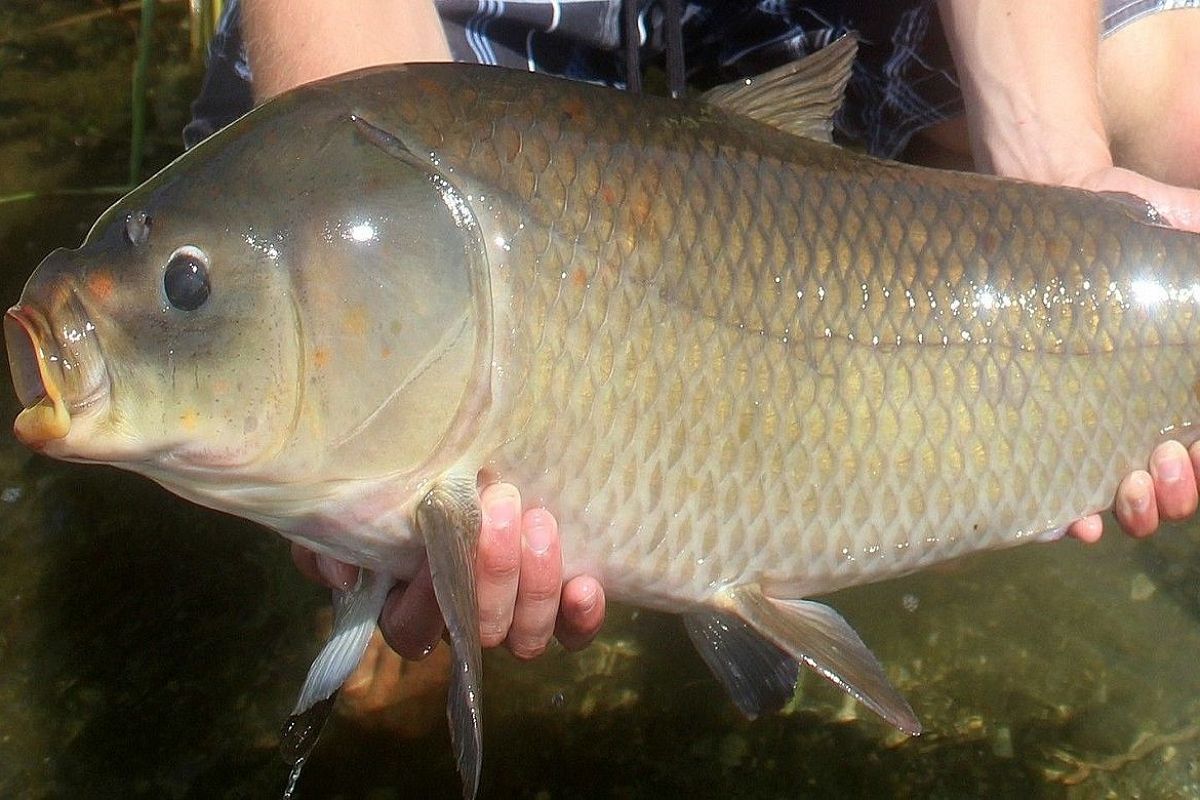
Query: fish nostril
[{"left": 4, "top": 310, "right": 48, "bottom": 410}]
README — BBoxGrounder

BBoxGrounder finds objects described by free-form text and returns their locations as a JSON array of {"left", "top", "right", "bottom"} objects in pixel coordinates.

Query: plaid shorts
[{"left": 184, "top": 0, "right": 1199, "bottom": 158}]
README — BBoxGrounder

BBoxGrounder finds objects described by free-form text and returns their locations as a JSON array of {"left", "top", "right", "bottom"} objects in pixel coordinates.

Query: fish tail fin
[{"left": 697, "top": 584, "right": 921, "bottom": 735}]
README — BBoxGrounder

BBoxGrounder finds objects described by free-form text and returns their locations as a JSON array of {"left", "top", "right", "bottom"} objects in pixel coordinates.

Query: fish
[{"left": 6, "top": 36, "right": 1200, "bottom": 797}]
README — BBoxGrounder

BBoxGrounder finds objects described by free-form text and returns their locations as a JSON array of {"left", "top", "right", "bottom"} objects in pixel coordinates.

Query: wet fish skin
[
  {"left": 382, "top": 64, "right": 1200, "bottom": 605},
  {"left": 7, "top": 40, "right": 1200, "bottom": 796}
]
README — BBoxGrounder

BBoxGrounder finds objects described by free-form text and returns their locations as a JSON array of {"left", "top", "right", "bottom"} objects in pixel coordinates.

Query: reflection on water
[{"left": 2, "top": 5, "right": 1200, "bottom": 799}]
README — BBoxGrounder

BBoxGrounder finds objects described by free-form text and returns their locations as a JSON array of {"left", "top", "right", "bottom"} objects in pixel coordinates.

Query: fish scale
[{"left": 367, "top": 65, "right": 1200, "bottom": 606}]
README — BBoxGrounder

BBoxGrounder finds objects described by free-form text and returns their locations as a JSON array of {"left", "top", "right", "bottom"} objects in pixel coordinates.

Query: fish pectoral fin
[
  {"left": 684, "top": 610, "right": 800, "bottom": 719},
  {"left": 281, "top": 568, "right": 395, "bottom": 765},
  {"left": 700, "top": 34, "right": 857, "bottom": 143},
  {"left": 723, "top": 584, "right": 922, "bottom": 735},
  {"left": 417, "top": 475, "right": 484, "bottom": 800}
]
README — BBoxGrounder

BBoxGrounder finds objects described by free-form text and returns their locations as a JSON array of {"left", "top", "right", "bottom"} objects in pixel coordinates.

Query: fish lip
[
  {"left": 4, "top": 307, "right": 49, "bottom": 410},
  {"left": 5, "top": 305, "right": 71, "bottom": 444},
  {"left": 5, "top": 301, "right": 108, "bottom": 447}
]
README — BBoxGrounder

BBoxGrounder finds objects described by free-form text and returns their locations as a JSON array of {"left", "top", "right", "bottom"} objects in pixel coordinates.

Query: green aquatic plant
[
  {"left": 190, "top": 0, "right": 225, "bottom": 59},
  {"left": 0, "top": 0, "right": 212, "bottom": 206},
  {"left": 129, "top": 0, "right": 157, "bottom": 187}
]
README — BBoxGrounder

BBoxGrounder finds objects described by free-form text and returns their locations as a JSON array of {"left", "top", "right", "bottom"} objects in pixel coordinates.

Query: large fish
[{"left": 6, "top": 38, "right": 1200, "bottom": 796}]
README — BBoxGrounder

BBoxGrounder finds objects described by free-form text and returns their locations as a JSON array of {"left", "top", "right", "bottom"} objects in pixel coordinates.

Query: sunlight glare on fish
[
  {"left": 1131, "top": 278, "right": 1169, "bottom": 307},
  {"left": 348, "top": 222, "right": 376, "bottom": 243}
]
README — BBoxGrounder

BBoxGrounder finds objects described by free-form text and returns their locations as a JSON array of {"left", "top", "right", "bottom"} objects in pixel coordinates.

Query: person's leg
[{"left": 1098, "top": 7, "right": 1200, "bottom": 188}]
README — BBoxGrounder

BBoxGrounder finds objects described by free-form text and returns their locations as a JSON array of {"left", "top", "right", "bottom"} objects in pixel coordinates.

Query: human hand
[
  {"left": 1069, "top": 166, "right": 1200, "bottom": 235},
  {"left": 291, "top": 482, "right": 606, "bottom": 660},
  {"left": 1067, "top": 441, "right": 1200, "bottom": 542}
]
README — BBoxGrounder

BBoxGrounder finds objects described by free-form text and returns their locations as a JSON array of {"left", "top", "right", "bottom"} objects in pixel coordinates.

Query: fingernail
[
  {"left": 1153, "top": 443, "right": 1186, "bottom": 485},
  {"left": 486, "top": 493, "right": 519, "bottom": 533},
  {"left": 1125, "top": 473, "right": 1153, "bottom": 515},
  {"left": 316, "top": 554, "right": 357, "bottom": 590},
  {"left": 1137, "top": 474, "right": 1154, "bottom": 512},
  {"left": 524, "top": 510, "right": 554, "bottom": 555},
  {"left": 576, "top": 581, "right": 598, "bottom": 614}
]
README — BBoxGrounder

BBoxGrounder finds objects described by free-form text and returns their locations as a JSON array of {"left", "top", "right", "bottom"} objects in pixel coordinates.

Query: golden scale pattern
[{"left": 388, "top": 67, "right": 1200, "bottom": 607}]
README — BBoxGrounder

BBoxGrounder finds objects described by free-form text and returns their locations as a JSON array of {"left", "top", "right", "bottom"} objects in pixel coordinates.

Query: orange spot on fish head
[
  {"left": 601, "top": 184, "right": 616, "bottom": 206},
  {"left": 571, "top": 267, "right": 587, "bottom": 289},
  {"left": 179, "top": 409, "right": 200, "bottom": 431},
  {"left": 342, "top": 307, "right": 369, "bottom": 337},
  {"left": 313, "top": 347, "right": 331, "bottom": 368},
  {"left": 85, "top": 271, "right": 115, "bottom": 302}
]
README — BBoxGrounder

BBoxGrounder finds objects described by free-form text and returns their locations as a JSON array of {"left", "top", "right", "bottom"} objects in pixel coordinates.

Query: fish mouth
[{"left": 5, "top": 307, "right": 72, "bottom": 445}]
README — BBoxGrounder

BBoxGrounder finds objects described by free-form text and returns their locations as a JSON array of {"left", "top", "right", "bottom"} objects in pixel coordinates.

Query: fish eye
[
  {"left": 163, "top": 246, "right": 211, "bottom": 311},
  {"left": 124, "top": 211, "right": 152, "bottom": 246}
]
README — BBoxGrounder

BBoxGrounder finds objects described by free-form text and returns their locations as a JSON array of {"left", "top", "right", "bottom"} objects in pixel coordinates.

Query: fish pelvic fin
[
  {"left": 282, "top": 568, "right": 395, "bottom": 765},
  {"left": 684, "top": 610, "right": 800, "bottom": 719},
  {"left": 719, "top": 584, "right": 922, "bottom": 735},
  {"left": 418, "top": 475, "right": 484, "bottom": 800},
  {"left": 700, "top": 34, "right": 857, "bottom": 143}
]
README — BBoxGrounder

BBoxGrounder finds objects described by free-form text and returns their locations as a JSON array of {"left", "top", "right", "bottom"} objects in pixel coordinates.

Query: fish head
[
  {"left": 4, "top": 159, "right": 304, "bottom": 476},
  {"left": 6, "top": 86, "right": 491, "bottom": 497}
]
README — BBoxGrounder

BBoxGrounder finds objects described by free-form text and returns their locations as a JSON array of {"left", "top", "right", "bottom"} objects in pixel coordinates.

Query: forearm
[
  {"left": 936, "top": 0, "right": 1111, "bottom": 183},
  {"left": 243, "top": 0, "right": 452, "bottom": 101}
]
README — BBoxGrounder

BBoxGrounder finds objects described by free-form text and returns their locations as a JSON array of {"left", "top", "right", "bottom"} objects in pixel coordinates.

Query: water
[{"left": 2, "top": 5, "right": 1200, "bottom": 798}]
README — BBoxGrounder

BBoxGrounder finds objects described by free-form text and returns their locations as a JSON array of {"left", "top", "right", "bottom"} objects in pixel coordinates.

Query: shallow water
[{"left": 2, "top": 6, "right": 1200, "bottom": 799}]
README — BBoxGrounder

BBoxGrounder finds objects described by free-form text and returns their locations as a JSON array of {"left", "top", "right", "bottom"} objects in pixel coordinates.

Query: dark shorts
[{"left": 183, "top": 0, "right": 1198, "bottom": 158}]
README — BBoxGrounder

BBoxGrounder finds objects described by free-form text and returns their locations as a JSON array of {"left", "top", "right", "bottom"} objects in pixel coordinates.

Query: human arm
[
  {"left": 936, "top": 0, "right": 1200, "bottom": 232},
  {"left": 242, "top": 0, "right": 452, "bottom": 101}
]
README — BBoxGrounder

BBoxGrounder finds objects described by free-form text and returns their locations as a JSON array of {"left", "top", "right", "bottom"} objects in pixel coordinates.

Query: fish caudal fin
[
  {"left": 418, "top": 476, "right": 485, "bottom": 800},
  {"left": 684, "top": 610, "right": 800, "bottom": 718},
  {"left": 281, "top": 568, "right": 394, "bottom": 765},
  {"left": 714, "top": 584, "right": 922, "bottom": 735}
]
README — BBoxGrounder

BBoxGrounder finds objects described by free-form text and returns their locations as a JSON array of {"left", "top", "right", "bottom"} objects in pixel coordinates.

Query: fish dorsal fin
[
  {"left": 700, "top": 34, "right": 858, "bottom": 143},
  {"left": 721, "top": 583, "right": 921, "bottom": 735}
]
